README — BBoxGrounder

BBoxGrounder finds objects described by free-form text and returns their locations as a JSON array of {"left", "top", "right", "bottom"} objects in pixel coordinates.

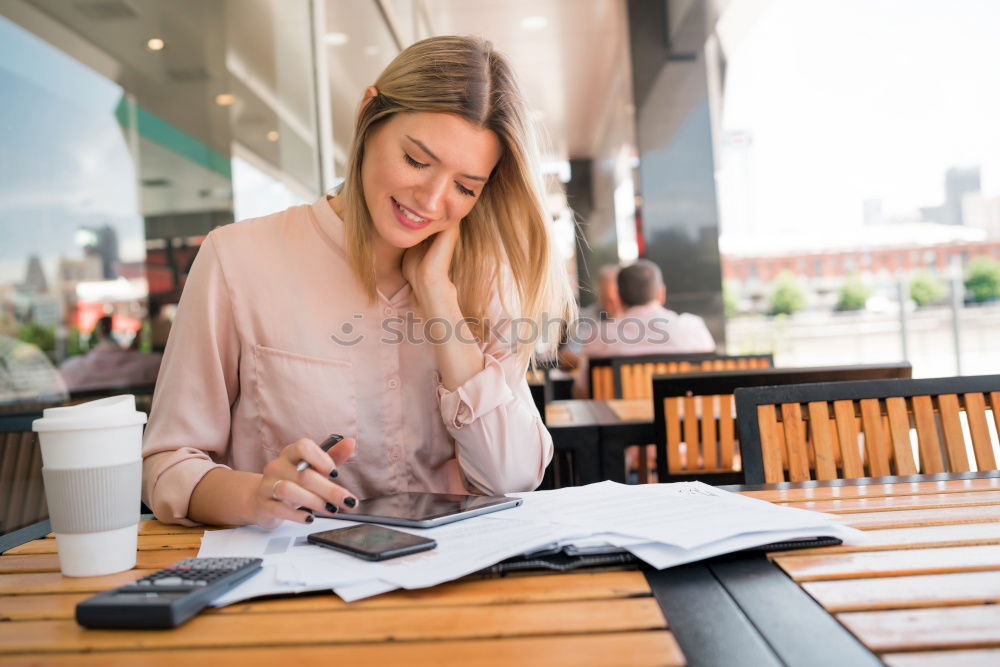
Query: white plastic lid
[{"left": 32, "top": 395, "right": 148, "bottom": 432}]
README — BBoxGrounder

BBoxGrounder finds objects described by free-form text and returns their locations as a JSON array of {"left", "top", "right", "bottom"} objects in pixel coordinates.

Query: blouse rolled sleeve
[
  {"left": 142, "top": 234, "right": 240, "bottom": 526},
  {"left": 435, "top": 326, "right": 553, "bottom": 496}
]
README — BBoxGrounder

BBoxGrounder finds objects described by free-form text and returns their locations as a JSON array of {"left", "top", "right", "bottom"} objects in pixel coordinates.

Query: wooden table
[
  {"left": 3, "top": 473, "right": 999, "bottom": 665},
  {"left": 546, "top": 399, "right": 655, "bottom": 485},
  {"left": 729, "top": 472, "right": 1000, "bottom": 665},
  {"left": 0, "top": 520, "right": 681, "bottom": 666}
]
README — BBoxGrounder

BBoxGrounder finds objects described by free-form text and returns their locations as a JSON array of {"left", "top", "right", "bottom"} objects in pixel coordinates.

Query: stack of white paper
[{"left": 198, "top": 481, "right": 862, "bottom": 606}]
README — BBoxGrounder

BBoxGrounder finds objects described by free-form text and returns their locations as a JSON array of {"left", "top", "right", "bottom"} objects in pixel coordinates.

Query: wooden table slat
[
  {"left": 31, "top": 520, "right": 216, "bottom": 541},
  {"left": 0, "top": 569, "right": 153, "bottom": 595},
  {"left": 784, "top": 489, "right": 1000, "bottom": 514},
  {"left": 740, "top": 478, "right": 1000, "bottom": 502},
  {"left": 606, "top": 399, "right": 654, "bottom": 423},
  {"left": 770, "top": 521, "right": 1000, "bottom": 555},
  {"left": 0, "top": 598, "right": 667, "bottom": 654},
  {"left": 883, "top": 648, "right": 1000, "bottom": 666},
  {"left": 835, "top": 504, "right": 1000, "bottom": 530},
  {"left": 0, "top": 571, "right": 652, "bottom": 621},
  {"left": 5, "top": 533, "right": 203, "bottom": 555},
  {"left": 801, "top": 571, "right": 1000, "bottom": 612},
  {"left": 0, "top": 631, "right": 684, "bottom": 667},
  {"left": 837, "top": 605, "right": 1000, "bottom": 652},
  {"left": 774, "top": 544, "right": 1000, "bottom": 581},
  {"left": 0, "top": 549, "right": 199, "bottom": 574}
]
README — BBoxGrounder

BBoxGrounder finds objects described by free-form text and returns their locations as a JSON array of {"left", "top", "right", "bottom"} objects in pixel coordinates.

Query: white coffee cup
[{"left": 32, "top": 395, "right": 147, "bottom": 577}]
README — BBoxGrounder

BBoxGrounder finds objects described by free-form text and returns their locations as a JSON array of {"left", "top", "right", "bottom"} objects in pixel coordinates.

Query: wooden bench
[{"left": 589, "top": 353, "right": 773, "bottom": 401}]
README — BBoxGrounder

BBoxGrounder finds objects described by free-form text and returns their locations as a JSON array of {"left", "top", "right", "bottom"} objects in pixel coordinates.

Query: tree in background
[
  {"left": 768, "top": 270, "right": 807, "bottom": 316},
  {"left": 965, "top": 257, "right": 1000, "bottom": 303},
  {"left": 16, "top": 321, "right": 55, "bottom": 353},
  {"left": 835, "top": 274, "right": 871, "bottom": 311},
  {"left": 723, "top": 280, "right": 740, "bottom": 318},
  {"left": 909, "top": 271, "right": 946, "bottom": 307}
]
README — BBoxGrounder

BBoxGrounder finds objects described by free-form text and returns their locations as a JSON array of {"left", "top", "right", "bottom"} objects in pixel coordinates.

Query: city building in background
[{"left": 0, "top": 0, "right": 322, "bottom": 401}]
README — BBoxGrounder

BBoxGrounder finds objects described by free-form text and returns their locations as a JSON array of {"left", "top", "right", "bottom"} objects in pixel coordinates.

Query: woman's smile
[{"left": 391, "top": 196, "right": 433, "bottom": 230}]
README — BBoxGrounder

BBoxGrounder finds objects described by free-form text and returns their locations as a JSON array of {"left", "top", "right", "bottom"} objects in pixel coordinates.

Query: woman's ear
[{"left": 357, "top": 86, "right": 378, "bottom": 120}]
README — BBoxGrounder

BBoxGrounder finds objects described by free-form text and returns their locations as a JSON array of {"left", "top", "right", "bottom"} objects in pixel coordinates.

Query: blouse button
[
  {"left": 387, "top": 377, "right": 399, "bottom": 390},
  {"left": 383, "top": 306, "right": 393, "bottom": 316},
  {"left": 389, "top": 446, "right": 402, "bottom": 462}
]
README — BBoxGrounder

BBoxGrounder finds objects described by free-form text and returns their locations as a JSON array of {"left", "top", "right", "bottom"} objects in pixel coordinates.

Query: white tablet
[{"left": 318, "top": 492, "right": 523, "bottom": 528}]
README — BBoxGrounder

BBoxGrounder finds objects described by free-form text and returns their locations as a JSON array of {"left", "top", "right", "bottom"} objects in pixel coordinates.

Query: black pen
[{"left": 296, "top": 434, "right": 344, "bottom": 473}]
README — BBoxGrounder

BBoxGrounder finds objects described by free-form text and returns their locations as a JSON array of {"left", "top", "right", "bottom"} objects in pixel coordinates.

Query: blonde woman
[{"left": 142, "top": 36, "right": 575, "bottom": 528}]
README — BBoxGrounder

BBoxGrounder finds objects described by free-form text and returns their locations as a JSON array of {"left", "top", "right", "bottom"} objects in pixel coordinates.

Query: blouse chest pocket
[{"left": 252, "top": 343, "right": 357, "bottom": 456}]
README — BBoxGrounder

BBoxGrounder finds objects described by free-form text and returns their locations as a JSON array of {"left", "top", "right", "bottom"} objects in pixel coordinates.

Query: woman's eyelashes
[
  {"left": 403, "top": 152, "right": 428, "bottom": 169},
  {"left": 403, "top": 153, "right": 477, "bottom": 198}
]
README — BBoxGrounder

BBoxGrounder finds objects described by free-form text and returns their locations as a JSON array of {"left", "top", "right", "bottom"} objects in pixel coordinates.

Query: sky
[
  {"left": 718, "top": 0, "right": 1000, "bottom": 236},
  {"left": 0, "top": 15, "right": 144, "bottom": 286}
]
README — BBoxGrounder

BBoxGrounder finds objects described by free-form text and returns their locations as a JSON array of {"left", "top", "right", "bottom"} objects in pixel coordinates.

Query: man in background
[
  {"left": 574, "top": 259, "right": 715, "bottom": 397},
  {"left": 560, "top": 264, "right": 623, "bottom": 369},
  {"left": 59, "top": 316, "right": 162, "bottom": 392}
]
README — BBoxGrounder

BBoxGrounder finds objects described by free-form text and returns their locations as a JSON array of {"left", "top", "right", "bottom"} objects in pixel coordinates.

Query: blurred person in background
[
  {"left": 559, "top": 264, "right": 622, "bottom": 369},
  {"left": 148, "top": 300, "right": 173, "bottom": 353},
  {"left": 59, "top": 315, "right": 162, "bottom": 392},
  {"left": 0, "top": 333, "right": 67, "bottom": 406},
  {"left": 574, "top": 259, "right": 715, "bottom": 397}
]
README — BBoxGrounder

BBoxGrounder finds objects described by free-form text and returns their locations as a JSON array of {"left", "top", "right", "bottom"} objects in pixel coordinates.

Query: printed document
[{"left": 199, "top": 481, "right": 862, "bottom": 605}]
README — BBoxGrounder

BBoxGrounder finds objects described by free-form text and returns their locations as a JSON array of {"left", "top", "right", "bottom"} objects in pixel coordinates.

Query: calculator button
[{"left": 154, "top": 577, "right": 183, "bottom": 586}]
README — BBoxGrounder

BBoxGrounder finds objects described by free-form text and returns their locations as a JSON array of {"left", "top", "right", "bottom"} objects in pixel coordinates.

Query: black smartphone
[{"left": 307, "top": 524, "right": 437, "bottom": 561}]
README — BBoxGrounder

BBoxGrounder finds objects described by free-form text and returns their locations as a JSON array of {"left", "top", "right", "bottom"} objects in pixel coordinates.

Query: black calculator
[{"left": 75, "top": 557, "right": 263, "bottom": 629}]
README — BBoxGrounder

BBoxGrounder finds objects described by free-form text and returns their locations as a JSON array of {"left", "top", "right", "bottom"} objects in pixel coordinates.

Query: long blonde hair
[{"left": 339, "top": 35, "right": 575, "bottom": 363}]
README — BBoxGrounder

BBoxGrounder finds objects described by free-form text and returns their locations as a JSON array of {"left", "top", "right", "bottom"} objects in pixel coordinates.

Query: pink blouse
[{"left": 142, "top": 197, "right": 552, "bottom": 525}]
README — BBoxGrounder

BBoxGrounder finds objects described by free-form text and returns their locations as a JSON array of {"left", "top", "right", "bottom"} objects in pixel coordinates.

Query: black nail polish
[
  {"left": 304, "top": 514, "right": 314, "bottom": 523},
  {"left": 344, "top": 497, "right": 357, "bottom": 508},
  {"left": 325, "top": 502, "right": 339, "bottom": 514},
  {"left": 329, "top": 469, "right": 339, "bottom": 479}
]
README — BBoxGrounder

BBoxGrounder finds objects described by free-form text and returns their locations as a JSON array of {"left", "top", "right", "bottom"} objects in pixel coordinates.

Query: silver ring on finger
[{"left": 271, "top": 479, "right": 284, "bottom": 501}]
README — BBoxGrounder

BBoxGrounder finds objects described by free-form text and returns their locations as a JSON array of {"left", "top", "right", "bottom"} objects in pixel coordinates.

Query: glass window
[
  {"left": 0, "top": 0, "right": 319, "bottom": 405},
  {"left": 324, "top": 0, "right": 399, "bottom": 178}
]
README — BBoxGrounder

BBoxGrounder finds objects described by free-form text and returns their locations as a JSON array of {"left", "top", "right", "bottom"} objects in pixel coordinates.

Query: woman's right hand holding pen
[{"left": 251, "top": 435, "right": 359, "bottom": 529}]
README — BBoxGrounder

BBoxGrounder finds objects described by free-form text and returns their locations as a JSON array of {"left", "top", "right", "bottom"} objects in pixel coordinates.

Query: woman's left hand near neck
[
  {"left": 402, "top": 224, "right": 484, "bottom": 391},
  {"left": 402, "top": 223, "right": 460, "bottom": 309}
]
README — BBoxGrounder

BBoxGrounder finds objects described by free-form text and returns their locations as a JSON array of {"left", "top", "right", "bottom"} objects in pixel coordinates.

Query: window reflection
[{"left": 0, "top": 1, "right": 318, "bottom": 406}]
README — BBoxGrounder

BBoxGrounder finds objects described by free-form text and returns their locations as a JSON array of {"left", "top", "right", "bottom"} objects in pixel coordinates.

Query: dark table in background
[{"left": 546, "top": 399, "right": 655, "bottom": 485}]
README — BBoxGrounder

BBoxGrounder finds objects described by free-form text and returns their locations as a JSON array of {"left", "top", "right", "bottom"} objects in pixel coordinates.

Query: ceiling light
[
  {"left": 215, "top": 93, "right": 235, "bottom": 106},
  {"left": 325, "top": 32, "right": 348, "bottom": 46},
  {"left": 266, "top": 130, "right": 279, "bottom": 142},
  {"left": 146, "top": 38, "right": 165, "bottom": 51},
  {"left": 521, "top": 16, "right": 547, "bottom": 30}
]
